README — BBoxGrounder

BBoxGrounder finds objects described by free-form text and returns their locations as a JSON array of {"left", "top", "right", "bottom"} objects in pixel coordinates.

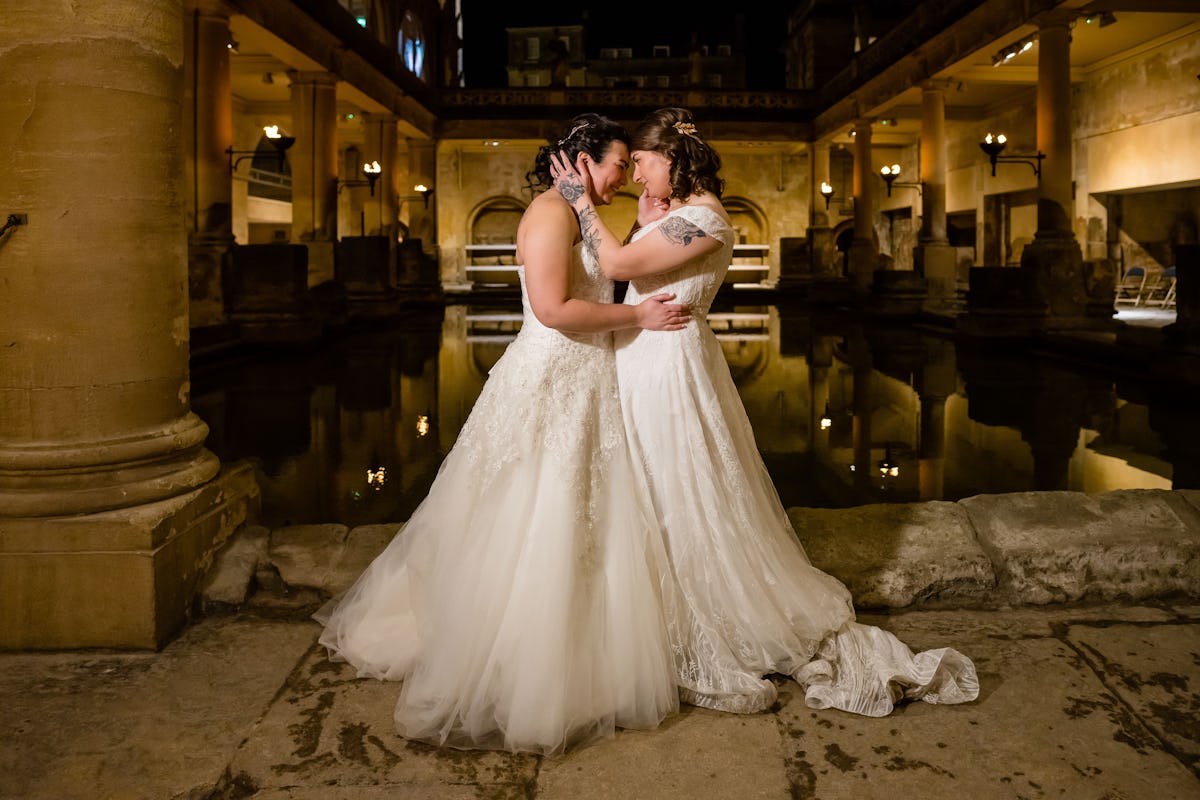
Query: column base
[{"left": 0, "top": 462, "right": 260, "bottom": 650}]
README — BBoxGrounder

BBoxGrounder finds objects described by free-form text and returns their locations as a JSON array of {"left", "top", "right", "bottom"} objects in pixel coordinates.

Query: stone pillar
[
  {"left": 363, "top": 113, "right": 399, "bottom": 239},
  {"left": 289, "top": 70, "right": 339, "bottom": 285},
  {"left": 914, "top": 81, "right": 960, "bottom": 312},
  {"left": 1020, "top": 20, "right": 1087, "bottom": 324},
  {"left": 0, "top": 0, "right": 257, "bottom": 649},
  {"left": 847, "top": 120, "right": 878, "bottom": 292},
  {"left": 407, "top": 139, "right": 437, "bottom": 260},
  {"left": 807, "top": 140, "right": 839, "bottom": 280},
  {"left": 183, "top": 0, "right": 235, "bottom": 329}
]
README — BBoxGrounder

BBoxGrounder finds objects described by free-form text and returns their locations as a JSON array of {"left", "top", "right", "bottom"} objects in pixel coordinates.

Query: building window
[
  {"left": 601, "top": 47, "right": 619, "bottom": 59},
  {"left": 618, "top": 47, "right": 633, "bottom": 59},
  {"left": 707, "top": 74, "right": 722, "bottom": 88},
  {"left": 525, "top": 36, "right": 540, "bottom": 62},
  {"left": 716, "top": 44, "right": 732, "bottom": 57},
  {"left": 653, "top": 45, "right": 670, "bottom": 58},
  {"left": 398, "top": 11, "right": 425, "bottom": 79},
  {"left": 655, "top": 74, "right": 671, "bottom": 87}
]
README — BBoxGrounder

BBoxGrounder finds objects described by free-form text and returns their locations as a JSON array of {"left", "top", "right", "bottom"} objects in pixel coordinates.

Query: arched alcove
[{"left": 723, "top": 197, "right": 768, "bottom": 244}]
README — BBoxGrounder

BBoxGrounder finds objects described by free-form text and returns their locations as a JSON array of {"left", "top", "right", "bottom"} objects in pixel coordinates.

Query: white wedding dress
[
  {"left": 614, "top": 204, "right": 979, "bottom": 716},
  {"left": 315, "top": 245, "right": 680, "bottom": 755}
]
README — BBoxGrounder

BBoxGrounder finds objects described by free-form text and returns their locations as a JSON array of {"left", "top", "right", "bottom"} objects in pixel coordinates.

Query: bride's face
[
  {"left": 631, "top": 149, "right": 672, "bottom": 201},
  {"left": 585, "top": 141, "right": 630, "bottom": 206}
]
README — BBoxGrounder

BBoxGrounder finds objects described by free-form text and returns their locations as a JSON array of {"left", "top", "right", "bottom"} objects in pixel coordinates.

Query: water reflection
[{"left": 191, "top": 302, "right": 1196, "bottom": 528}]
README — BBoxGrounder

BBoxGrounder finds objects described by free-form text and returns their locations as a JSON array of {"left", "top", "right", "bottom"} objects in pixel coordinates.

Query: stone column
[
  {"left": 807, "top": 140, "right": 838, "bottom": 280},
  {"left": 289, "top": 70, "right": 339, "bottom": 285},
  {"left": 183, "top": 0, "right": 234, "bottom": 329},
  {"left": 847, "top": 120, "right": 878, "bottom": 292},
  {"left": 363, "top": 113, "right": 399, "bottom": 239},
  {"left": 1020, "top": 20, "right": 1087, "bottom": 323},
  {"left": 407, "top": 139, "right": 437, "bottom": 259},
  {"left": 914, "top": 81, "right": 960, "bottom": 311},
  {"left": 0, "top": 0, "right": 256, "bottom": 649}
]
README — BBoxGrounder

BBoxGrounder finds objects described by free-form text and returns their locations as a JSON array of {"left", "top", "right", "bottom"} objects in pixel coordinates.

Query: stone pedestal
[
  {"left": 226, "top": 244, "right": 322, "bottom": 342},
  {"left": 336, "top": 236, "right": 397, "bottom": 317},
  {"left": 0, "top": 464, "right": 259, "bottom": 650},
  {"left": 915, "top": 242, "right": 964, "bottom": 315}
]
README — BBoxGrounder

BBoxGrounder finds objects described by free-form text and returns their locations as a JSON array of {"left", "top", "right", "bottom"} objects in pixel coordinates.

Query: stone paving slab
[
  {"left": 224, "top": 643, "right": 538, "bottom": 797},
  {"left": 774, "top": 609, "right": 1200, "bottom": 800},
  {"left": 0, "top": 617, "right": 315, "bottom": 800},
  {"left": 537, "top": 707, "right": 788, "bottom": 799},
  {"left": 1067, "top": 622, "right": 1200, "bottom": 773}
]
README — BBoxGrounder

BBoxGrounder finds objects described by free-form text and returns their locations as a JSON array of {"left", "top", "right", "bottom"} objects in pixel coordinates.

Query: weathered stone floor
[
  {"left": 3, "top": 486, "right": 1199, "bottom": 799},
  {"left": 2, "top": 603, "right": 1197, "bottom": 799}
]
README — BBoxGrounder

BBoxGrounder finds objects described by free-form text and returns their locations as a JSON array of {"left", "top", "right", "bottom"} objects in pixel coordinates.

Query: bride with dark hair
[{"left": 316, "top": 114, "right": 692, "bottom": 756}]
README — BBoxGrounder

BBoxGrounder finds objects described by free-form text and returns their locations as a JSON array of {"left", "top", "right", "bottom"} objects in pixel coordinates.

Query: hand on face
[
  {"left": 636, "top": 187, "right": 670, "bottom": 227},
  {"left": 549, "top": 150, "right": 592, "bottom": 207}
]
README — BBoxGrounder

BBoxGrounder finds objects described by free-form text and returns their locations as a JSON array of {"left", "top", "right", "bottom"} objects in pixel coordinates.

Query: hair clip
[
  {"left": 673, "top": 121, "right": 699, "bottom": 138},
  {"left": 557, "top": 121, "right": 589, "bottom": 147}
]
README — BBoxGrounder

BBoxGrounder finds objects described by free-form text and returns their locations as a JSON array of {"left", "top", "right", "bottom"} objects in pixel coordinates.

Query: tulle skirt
[{"left": 316, "top": 331, "right": 680, "bottom": 755}]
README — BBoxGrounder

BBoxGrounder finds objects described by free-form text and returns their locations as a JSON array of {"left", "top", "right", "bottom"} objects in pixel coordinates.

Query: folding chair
[
  {"left": 1143, "top": 266, "right": 1176, "bottom": 309},
  {"left": 1114, "top": 266, "right": 1147, "bottom": 307}
]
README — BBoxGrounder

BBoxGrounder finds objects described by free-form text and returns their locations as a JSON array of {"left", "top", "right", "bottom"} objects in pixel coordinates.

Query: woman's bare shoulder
[{"left": 516, "top": 191, "right": 579, "bottom": 260}]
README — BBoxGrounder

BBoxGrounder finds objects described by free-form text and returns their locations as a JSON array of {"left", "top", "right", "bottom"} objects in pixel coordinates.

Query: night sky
[{"left": 458, "top": 1, "right": 794, "bottom": 90}]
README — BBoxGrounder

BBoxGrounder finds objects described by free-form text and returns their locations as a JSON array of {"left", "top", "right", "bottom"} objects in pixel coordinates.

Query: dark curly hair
[
  {"left": 631, "top": 107, "right": 724, "bottom": 200},
  {"left": 526, "top": 113, "right": 631, "bottom": 191}
]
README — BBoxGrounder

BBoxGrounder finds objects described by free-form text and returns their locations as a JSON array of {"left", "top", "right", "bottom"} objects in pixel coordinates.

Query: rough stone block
[
  {"left": 788, "top": 502, "right": 995, "bottom": 609},
  {"left": 199, "top": 524, "right": 270, "bottom": 606},
  {"left": 960, "top": 489, "right": 1200, "bottom": 605},
  {"left": 269, "top": 524, "right": 349, "bottom": 592}
]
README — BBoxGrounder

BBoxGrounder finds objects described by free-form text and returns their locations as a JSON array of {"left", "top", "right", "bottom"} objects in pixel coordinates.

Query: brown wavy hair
[{"left": 631, "top": 107, "right": 724, "bottom": 200}]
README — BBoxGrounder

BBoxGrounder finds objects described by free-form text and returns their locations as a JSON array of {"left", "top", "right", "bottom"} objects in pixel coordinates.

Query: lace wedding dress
[
  {"left": 315, "top": 245, "right": 679, "bottom": 755},
  {"left": 615, "top": 204, "right": 979, "bottom": 716}
]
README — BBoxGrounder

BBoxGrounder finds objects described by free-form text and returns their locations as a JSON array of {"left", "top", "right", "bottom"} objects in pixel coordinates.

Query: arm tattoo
[
  {"left": 577, "top": 207, "right": 601, "bottom": 257},
  {"left": 657, "top": 217, "right": 708, "bottom": 246},
  {"left": 557, "top": 177, "right": 586, "bottom": 205}
]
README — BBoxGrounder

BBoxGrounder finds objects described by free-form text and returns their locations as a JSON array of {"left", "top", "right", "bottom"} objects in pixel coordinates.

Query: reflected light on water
[{"left": 191, "top": 301, "right": 1196, "bottom": 528}]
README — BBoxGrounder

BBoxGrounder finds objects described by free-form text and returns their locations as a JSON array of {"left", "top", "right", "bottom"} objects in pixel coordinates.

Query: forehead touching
[{"left": 597, "top": 140, "right": 630, "bottom": 167}]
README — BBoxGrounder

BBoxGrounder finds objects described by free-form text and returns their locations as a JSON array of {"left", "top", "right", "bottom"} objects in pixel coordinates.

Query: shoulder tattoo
[{"left": 658, "top": 217, "right": 708, "bottom": 246}]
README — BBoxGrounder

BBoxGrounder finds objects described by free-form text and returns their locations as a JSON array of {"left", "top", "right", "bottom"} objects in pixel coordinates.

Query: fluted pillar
[
  {"left": 0, "top": 0, "right": 257, "bottom": 649},
  {"left": 914, "top": 80, "right": 961, "bottom": 311},
  {"left": 289, "top": 70, "right": 339, "bottom": 285},
  {"left": 847, "top": 120, "right": 878, "bottom": 291},
  {"left": 183, "top": 0, "right": 234, "bottom": 328}
]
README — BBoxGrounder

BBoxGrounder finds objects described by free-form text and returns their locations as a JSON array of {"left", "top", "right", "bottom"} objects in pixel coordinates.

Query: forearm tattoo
[
  {"left": 577, "top": 206, "right": 601, "bottom": 257},
  {"left": 658, "top": 217, "right": 708, "bottom": 246},
  {"left": 557, "top": 176, "right": 586, "bottom": 205}
]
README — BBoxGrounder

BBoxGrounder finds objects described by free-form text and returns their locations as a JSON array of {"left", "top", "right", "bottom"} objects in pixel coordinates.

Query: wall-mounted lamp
[
  {"left": 338, "top": 161, "right": 383, "bottom": 196},
  {"left": 819, "top": 181, "right": 834, "bottom": 209},
  {"left": 979, "top": 133, "right": 1044, "bottom": 178},
  {"left": 226, "top": 37, "right": 239, "bottom": 53},
  {"left": 227, "top": 125, "right": 294, "bottom": 173},
  {"left": 819, "top": 404, "right": 833, "bottom": 431},
  {"left": 414, "top": 183, "right": 433, "bottom": 208},
  {"left": 878, "top": 164, "right": 922, "bottom": 197}
]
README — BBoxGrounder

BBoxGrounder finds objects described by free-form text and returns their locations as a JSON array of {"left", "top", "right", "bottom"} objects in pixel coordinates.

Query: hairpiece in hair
[
  {"left": 673, "top": 121, "right": 699, "bottom": 138},
  {"left": 557, "top": 121, "right": 589, "bottom": 147}
]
